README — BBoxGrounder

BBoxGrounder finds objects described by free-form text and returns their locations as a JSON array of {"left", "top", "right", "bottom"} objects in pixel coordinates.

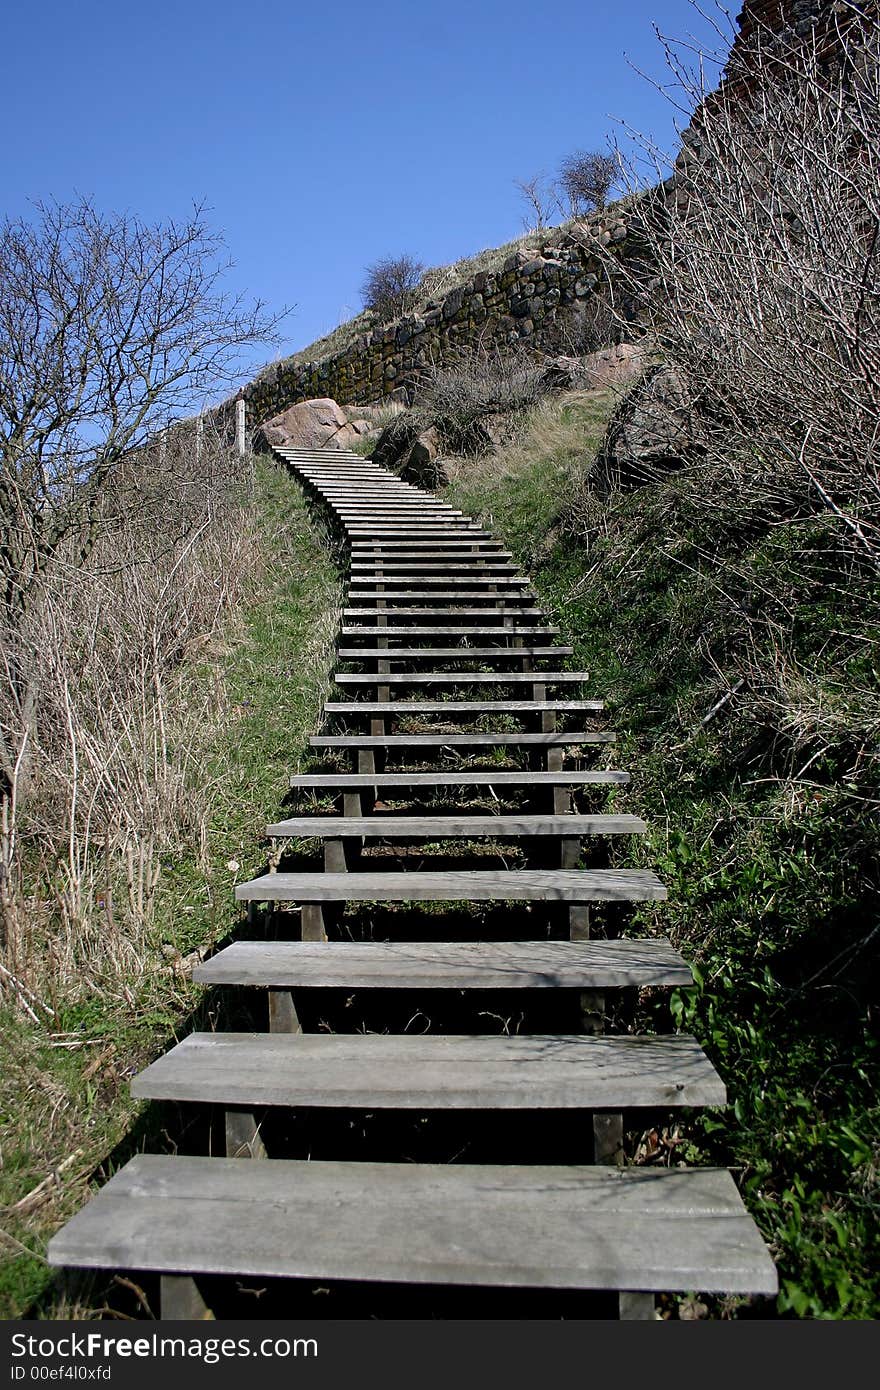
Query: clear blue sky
[{"left": 1, "top": 0, "right": 728, "bottom": 397}]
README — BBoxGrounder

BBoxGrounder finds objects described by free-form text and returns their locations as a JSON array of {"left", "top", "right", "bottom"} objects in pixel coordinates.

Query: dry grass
[
  {"left": 0, "top": 457, "right": 342, "bottom": 1318},
  {"left": 443, "top": 388, "right": 621, "bottom": 567}
]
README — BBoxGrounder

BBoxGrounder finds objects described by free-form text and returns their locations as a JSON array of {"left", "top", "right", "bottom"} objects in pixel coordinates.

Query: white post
[
  {"left": 195, "top": 414, "right": 204, "bottom": 463},
  {"left": 236, "top": 399, "right": 246, "bottom": 457}
]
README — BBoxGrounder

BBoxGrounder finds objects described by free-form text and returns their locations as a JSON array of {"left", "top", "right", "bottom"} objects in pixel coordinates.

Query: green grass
[
  {"left": 0, "top": 457, "right": 342, "bottom": 1319},
  {"left": 442, "top": 392, "right": 880, "bottom": 1319}
]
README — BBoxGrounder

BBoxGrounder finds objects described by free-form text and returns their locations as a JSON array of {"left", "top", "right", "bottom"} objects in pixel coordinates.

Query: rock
[
  {"left": 255, "top": 397, "right": 362, "bottom": 451},
  {"left": 592, "top": 343, "right": 644, "bottom": 387},
  {"left": 372, "top": 414, "right": 421, "bottom": 471},
  {"left": 579, "top": 343, "right": 645, "bottom": 392},
  {"left": 539, "top": 356, "right": 593, "bottom": 393},
  {"left": 372, "top": 416, "right": 447, "bottom": 486},
  {"left": 592, "top": 365, "right": 706, "bottom": 496},
  {"left": 400, "top": 427, "right": 447, "bottom": 488}
]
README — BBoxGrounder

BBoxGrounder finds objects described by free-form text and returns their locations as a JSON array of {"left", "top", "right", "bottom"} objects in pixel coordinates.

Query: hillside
[
  {"left": 439, "top": 388, "right": 878, "bottom": 1317},
  {"left": 2, "top": 0, "right": 877, "bottom": 1324}
]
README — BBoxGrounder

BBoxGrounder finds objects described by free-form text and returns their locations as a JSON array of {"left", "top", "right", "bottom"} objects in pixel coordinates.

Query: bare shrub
[
  {"left": 559, "top": 150, "right": 618, "bottom": 215},
  {"left": 516, "top": 151, "right": 620, "bottom": 229},
  {"left": 0, "top": 420, "right": 262, "bottom": 999},
  {"left": 555, "top": 295, "right": 620, "bottom": 354},
  {"left": 415, "top": 348, "right": 546, "bottom": 454},
  {"left": 360, "top": 253, "right": 425, "bottom": 320},
  {"left": 594, "top": 0, "right": 880, "bottom": 771},
  {"left": 0, "top": 198, "right": 278, "bottom": 804}
]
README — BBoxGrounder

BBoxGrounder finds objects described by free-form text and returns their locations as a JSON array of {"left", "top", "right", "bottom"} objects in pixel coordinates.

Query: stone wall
[{"left": 231, "top": 214, "right": 636, "bottom": 433}]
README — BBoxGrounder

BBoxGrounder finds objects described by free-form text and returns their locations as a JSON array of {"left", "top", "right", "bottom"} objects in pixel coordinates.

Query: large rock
[
  {"left": 539, "top": 346, "right": 644, "bottom": 397},
  {"left": 372, "top": 414, "right": 420, "bottom": 472},
  {"left": 372, "top": 415, "right": 447, "bottom": 486},
  {"left": 592, "top": 365, "right": 706, "bottom": 496},
  {"left": 400, "top": 427, "right": 446, "bottom": 488},
  {"left": 255, "top": 398, "right": 364, "bottom": 452}
]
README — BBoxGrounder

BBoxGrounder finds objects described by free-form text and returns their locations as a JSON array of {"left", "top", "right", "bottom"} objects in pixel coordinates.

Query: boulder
[
  {"left": 400, "top": 427, "right": 447, "bottom": 488},
  {"left": 255, "top": 398, "right": 363, "bottom": 452},
  {"left": 581, "top": 343, "right": 645, "bottom": 392},
  {"left": 372, "top": 415, "right": 447, "bottom": 487},
  {"left": 540, "top": 345, "right": 645, "bottom": 394},
  {"left": 592, "top": 365, "right": 706, "bottom": 496},
  {"left": 372, "top": 414, "right": 419, "bottom": 472}
]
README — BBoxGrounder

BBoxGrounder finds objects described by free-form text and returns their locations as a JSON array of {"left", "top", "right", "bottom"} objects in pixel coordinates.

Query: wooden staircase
[{"left": 47, "top": 446, "right": 777, "bottom": 1319}]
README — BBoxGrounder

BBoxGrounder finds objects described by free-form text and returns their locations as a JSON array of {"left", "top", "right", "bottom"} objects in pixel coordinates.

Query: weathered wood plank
[
  {"left": 47, "top": 1154, "right": 779, "bottom": 1294},
  {"left": 132, "top": 1033, "right": 726, "bottom": 1110},
  {"left": 234, "top": 868, "right": 667, "bottom": 904},
  {"left": 346, "top": 591, "right": 536, "bottom": 602},
  {"left": 341, "top": 626, "right": 561, "bottom": 637},
  {"left": 335, "top": 646, "right": 574, "bottom": 660},
  {"left": 309, "top": 732, "right": 615, "bottom": 747},
  {"left": 350, "top": 586, "right": 529, "bottom": 597},
  {"left": 323, "top": 701, "right": 604, "bottom": 715},
  {"left": 350, "top": 562, "right": 521, "bottom": 570},
  {"left": 193, "top": 938, "right": 693, "bottom": 990},
  {"left": 159, "top": 1275, "right": 211, "bottom": 1320},
  {"left": 266, "top": 814, "right": 644, "bottom": 838},
  {"left": 289, "top": 770, "right": 627, "bottom": 789},
  {"left": 350, "top": 541, "right": 510, "bottom": 550},
  {"left": 334, "top": 672, "right": 589, "bottom": 685},
  {"left": 342, "top": 608, "right": 549, "bottom": 619}
]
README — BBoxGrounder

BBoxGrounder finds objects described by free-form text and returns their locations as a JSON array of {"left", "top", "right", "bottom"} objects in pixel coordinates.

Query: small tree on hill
[
  {"left": 559, "top": 150, "right": 618, "bottom": 215},
  {"left": 361, "top": 254, "right": 425, "bottom": 320}
]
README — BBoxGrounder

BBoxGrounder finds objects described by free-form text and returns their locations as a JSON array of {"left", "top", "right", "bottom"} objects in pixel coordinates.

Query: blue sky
[{"left": 1, "top": 0, "right": 728, "bottom": 395}]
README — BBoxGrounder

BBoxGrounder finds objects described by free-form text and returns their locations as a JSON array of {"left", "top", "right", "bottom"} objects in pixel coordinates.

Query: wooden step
[
  {"left": 195, "top": 939, "right": 687, "bottom": 989},
  {"left": 336, "top": 514, "right": 466, "bottom": 523},
  {"left": 334, "top": 671, "right": 588, "bottom": 686},
  {"left": 334, "top": 505, "right": 462, "bottom": 514},
  {"left": 235, "top": 869, "right": 667, "bottom": 904},
  {"left": 323, "top": 700, "right": 603, "bottom": 715},
  {"left": 341, "top": 627, "right": 561, "bottom": 637},
  {"left": 335, "top": 646, "right": 574, "bottom": 661},
  {"left": 346, "top": 591, "right": 536, "bottom": 603},
  {"left": 47, "top": 1154, "right": 778, "bottom": 1295},
  {"left": 194, "top": 938, "right": 689, "bottom": 990},
  {"left": 310, "top": 732, "right": 615, "bottom": 748},
  {"left": 345, "top": 528, "right": 485, "bottom": 537},
  {"left": 350, "top": 578, "right": 529, "bottom": 589},
  {"left": 348, "top": 539, "right": 498, "bottom": 548},
  {"left": 132, "top": 1032, "right": 726, "bottom": 1110},
  {"left": 342, "top": 608, "right": 549, "bottom": 619},
  {"left": 350, "top": 546, "right": 505, "bottom": 553},
  {"left": 350, "top": 562, "right": 521, "bottom": 571},
  {"left": 290, "top": 770, "right": 628, "bottom": 790},
  {"left": 350, "top": 540, "right": 509, "bottom": 550},
  {"left": 267, "top": 814, "right": 645, "bottom": 838}
]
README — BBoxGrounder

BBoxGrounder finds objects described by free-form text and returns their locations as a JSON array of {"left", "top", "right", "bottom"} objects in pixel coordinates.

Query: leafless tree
[
  {"left": 0, "top": 198, "right": 279, "bottom": 796},
  {"left": 360, "top": 253, "right": 425, "bottom": 320},
  {"left": 514, "top": 174, "right": 555, "bottom": 232}
]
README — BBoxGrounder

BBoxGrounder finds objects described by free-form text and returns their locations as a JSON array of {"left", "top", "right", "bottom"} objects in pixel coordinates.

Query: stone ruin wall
[{"left": 224, "top": 214, "right": 636, "bottom": 436}]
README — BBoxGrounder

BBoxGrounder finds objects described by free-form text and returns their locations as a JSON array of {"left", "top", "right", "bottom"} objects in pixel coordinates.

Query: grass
[
  {"left": 0, "top": 457, "right": 342, "bottom": 1319},
  {"left": 442, "top": 390, "right": 880, "bottom": 1320},
  {"left": 445, "top": 390, "right": 616, "bottom": 568}
]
